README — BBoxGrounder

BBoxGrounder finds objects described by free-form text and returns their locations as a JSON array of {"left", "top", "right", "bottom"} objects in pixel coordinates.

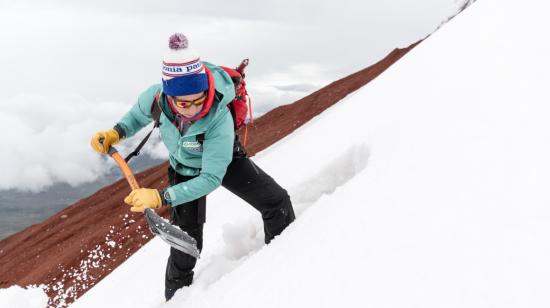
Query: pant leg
[
  {"left": 164, "top": 224, "right": 203, "bottom": 300},
  {"left": 222, "top": 156, "right": 295, "bottom": 244},
  {"left": 164, "top": 166, "right": 206, "bottom": 300}
]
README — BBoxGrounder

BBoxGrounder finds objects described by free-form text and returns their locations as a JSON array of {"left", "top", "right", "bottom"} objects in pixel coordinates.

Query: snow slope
[
  {"left": 73, "top": 0, "right": 550, "bottom": 307},
  {"left": 0, "top": 286, "right": 48, "bottom": 308}
]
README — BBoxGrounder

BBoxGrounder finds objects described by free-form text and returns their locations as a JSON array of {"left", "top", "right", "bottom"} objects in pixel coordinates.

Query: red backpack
[{"left": 220, "top": 59, "right": 254, "bottom": 145}]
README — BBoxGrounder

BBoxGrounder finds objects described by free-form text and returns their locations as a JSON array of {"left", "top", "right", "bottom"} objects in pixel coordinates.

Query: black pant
[{"left": 164, "top": 151, "right": 295, "bottom": 299}]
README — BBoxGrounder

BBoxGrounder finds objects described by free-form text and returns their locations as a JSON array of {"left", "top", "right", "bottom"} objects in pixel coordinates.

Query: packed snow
[
  {"left": 0, "top": 285, "right": 48, "bottom": 308},
  {"left": 67, "top": 0, "right": 550, "bottom": 307}
]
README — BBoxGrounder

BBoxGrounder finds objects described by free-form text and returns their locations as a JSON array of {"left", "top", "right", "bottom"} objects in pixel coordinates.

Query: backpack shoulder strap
[
  {"left": 196, "top": 133, "right": 205, "bottom": 145},
  {"left": 124, "top": 91, "right": 162, "bottom": 162},
  {"left": 151, "top": 91, "right": 162, "bottom": 127},
  {"left": 228, "top": 102, "right": 238, "bottom": 131}
]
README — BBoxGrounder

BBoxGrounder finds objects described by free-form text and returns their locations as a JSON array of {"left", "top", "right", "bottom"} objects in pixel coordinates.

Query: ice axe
[{"left": 104, "top": 144, "right": 200, "bottom": 258}]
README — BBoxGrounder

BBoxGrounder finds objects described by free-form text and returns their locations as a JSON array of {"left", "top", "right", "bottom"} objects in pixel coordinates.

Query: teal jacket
[{"left": 116, "top": 62, "right": 236, "bottom": 206}]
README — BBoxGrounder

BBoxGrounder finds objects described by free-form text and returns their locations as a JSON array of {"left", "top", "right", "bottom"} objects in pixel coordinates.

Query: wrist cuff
[
  {"left": 161, "top": 189, "right": 172, "bottom": 206},
  {"left": 113, "top": 124, "right": 127, "bottom": 139}
]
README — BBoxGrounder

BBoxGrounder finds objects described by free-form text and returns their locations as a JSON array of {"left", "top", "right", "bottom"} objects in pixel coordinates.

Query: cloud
[
  {"left": 0, "top": 93, "right": 167, "bottom": 192},
  {"left": 0, "top": 0, "right": 461, "bottom": 192},
  {"left": 273, "top": 84, "right": 319, "bottom": 93}
]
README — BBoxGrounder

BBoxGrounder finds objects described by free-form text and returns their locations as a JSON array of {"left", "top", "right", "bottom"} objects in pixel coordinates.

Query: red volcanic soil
[{"left": 0, "top": 43, "right": 417, "bottom": 307}]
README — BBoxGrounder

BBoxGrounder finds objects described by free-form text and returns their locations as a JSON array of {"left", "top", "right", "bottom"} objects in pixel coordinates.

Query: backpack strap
[
  {"left": 228, "top": 102, "right": 239, "bottom": 131},
  {"left": 125, "top": 92, "right": 162, "bottom": 162},
  {"left": 196, "top": 133, "right": 205, "bottom": 145}
]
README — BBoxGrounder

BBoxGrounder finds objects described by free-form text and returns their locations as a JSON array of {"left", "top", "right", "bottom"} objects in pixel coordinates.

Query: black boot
[
  {"left": 264, "top": 199, "right": 295, "bottom": 244},
  {"left": 165, "top": 288, "right": 177, "bottom": 302},
  {"left": 164, "top": 269, "right": 194, "bottom": 301}
]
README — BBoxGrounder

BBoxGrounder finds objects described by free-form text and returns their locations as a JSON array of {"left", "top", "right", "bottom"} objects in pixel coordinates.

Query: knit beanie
[{"left": 161, "top": 33, "right": 209, "bottom": 96}]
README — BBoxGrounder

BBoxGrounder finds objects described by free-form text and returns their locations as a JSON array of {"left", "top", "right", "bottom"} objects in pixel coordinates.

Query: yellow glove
[
  {"left": 90, "top": 128, "right": 121, "bottom": 154},
  {"left": 124, "top": 188, "right": 163, "bottom": 213}
]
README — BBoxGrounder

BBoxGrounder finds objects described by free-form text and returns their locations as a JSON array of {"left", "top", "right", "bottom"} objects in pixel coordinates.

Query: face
[{"left": 169, "top": 92, "right": 206, "bottom": 118}]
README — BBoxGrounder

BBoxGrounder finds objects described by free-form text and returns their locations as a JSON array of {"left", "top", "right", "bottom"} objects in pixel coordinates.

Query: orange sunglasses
[{"left": 170, "top": 93, "right": 207, "bottom": 108}]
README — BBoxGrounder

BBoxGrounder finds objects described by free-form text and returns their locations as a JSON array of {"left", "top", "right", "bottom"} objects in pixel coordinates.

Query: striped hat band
[{"left": 162, "top": 58, "right": 204, "bottom": 79}]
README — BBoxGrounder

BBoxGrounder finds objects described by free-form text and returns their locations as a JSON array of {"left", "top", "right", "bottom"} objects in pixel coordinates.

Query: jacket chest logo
[{"left": 181, "top": 141, "right": 203, "bottom": 152}]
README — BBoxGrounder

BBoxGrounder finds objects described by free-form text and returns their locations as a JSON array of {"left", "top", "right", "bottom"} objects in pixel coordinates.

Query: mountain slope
[
  {"left": 74, "top": 0, "right": 550, "bottom": 307},
  {"left": 0, "top": 45, "right": 416, "bottom": 307}
]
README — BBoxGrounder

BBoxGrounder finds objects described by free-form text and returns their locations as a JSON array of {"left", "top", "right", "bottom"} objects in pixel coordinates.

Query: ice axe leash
[
  {"left": 236, "top": 58, "right": 249, "bottom": 76},
  {"left": 104, "top": 145, "right": 201, "bottom": 258}
]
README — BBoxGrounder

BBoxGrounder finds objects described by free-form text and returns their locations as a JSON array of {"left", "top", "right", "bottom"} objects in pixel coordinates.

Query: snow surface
[
  {"left": 69, "top": 0, "right": 550, "bottom": 307},
  {"left": 0, "top": 285, "right": 48, "bottom": 308}
]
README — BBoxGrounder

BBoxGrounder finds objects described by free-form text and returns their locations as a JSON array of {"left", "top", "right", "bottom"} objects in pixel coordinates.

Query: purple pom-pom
[{"left": 168, "top": 33, "right": 189, "bottom": 50}]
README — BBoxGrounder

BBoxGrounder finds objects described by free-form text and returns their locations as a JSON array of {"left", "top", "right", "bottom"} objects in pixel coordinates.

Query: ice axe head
[{"left": 100, "top": 140, "right": 200, "bottom": 258}]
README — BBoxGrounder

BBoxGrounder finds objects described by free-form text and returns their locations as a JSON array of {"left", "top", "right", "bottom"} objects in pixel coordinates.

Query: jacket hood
[{"left": 160, "top": 61, "right": 236, "bottom": 131}]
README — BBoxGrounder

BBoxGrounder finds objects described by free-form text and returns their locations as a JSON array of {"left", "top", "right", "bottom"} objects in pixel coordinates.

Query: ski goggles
[{"left": 170, "top": 93, "right": 207, "bottom": 108}]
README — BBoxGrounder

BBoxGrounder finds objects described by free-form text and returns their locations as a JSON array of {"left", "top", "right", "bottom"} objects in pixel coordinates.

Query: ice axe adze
[{"left": 105, "top": 146, "right": 200, "bottom": 259}]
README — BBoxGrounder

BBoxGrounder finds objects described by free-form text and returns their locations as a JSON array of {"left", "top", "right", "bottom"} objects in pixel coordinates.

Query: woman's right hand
[{"left": 90, "top": 129, "right": 121, "bottom": 154}]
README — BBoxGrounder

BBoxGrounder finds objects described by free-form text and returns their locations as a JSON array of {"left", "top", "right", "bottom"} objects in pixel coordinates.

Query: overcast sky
[
  {"left": 0, "top": 0, "right": 462, "bottom": 108},
  {"left": 0, "top": 0, "right": 464, "bottom": 192}
]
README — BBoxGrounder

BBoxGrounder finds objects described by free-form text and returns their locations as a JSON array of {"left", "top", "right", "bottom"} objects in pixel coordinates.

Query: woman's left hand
[{"left": 124, "top": 188, "right": 163, "bottom": 213}]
